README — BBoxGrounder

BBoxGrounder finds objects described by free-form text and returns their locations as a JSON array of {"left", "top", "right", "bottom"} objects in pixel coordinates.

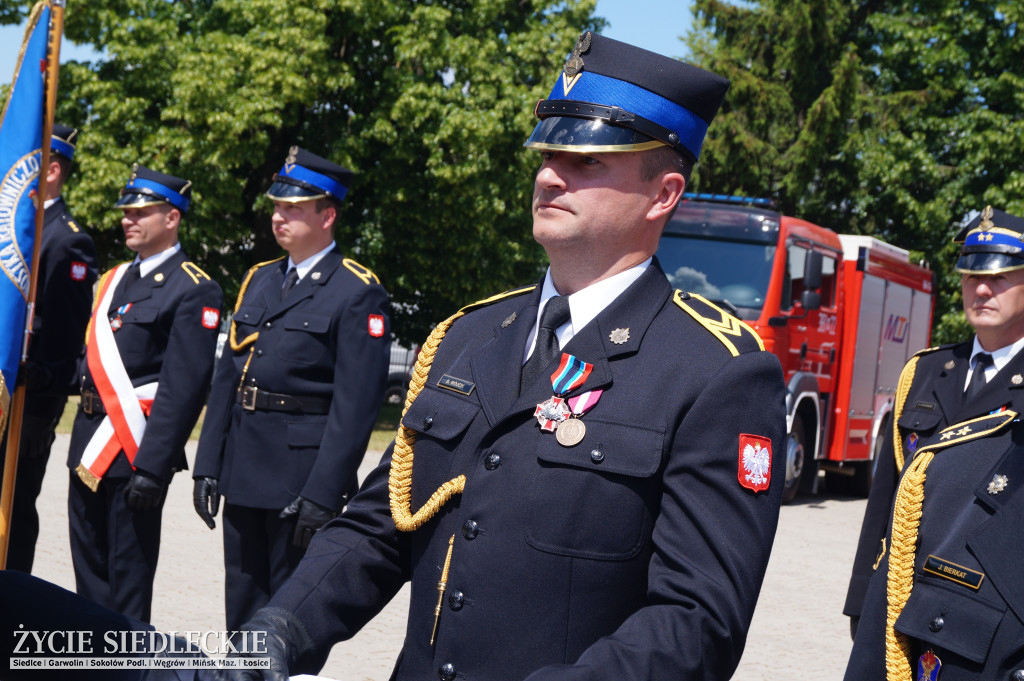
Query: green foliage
[
  {"left": 2, "top": 0, "right": 600, "bottom": 343},
  {"left": 690, "top": 0, "right": 1024, "bottom": 344}
]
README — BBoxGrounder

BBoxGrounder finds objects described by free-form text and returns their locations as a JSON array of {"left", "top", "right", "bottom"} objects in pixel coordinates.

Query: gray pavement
[{"left": 26, "top": 434, "right": 861, "bottom": 680}]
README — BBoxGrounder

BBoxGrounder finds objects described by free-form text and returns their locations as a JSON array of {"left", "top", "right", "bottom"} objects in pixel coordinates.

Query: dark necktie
[
  {"left": 281, "top": 267, "right": 299, "bottom": 301},
  {"left": 964, "top": 352, "right": 994, "bottom": 403},
  {"left": 521, "top": 295, "right": 571, "bottom": 391}
]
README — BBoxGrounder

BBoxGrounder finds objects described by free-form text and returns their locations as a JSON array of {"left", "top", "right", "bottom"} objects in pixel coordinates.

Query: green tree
[
  {"left": 2, "top": 0, "right": 600, "bottom": 343},
  {"left": 689, "top": 0, "right": 1024, "bottom": 343}
]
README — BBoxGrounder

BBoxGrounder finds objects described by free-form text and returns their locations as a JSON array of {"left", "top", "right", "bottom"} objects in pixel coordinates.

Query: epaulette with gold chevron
[
  {"left": 181, "top": 261, "right": 212, "bottom": 285},
  {"left": 672, "top": 291, "right": 765, "bottom": 357},
  {"left": 342, "top": 257, "right": 381, "bottom": 286}
]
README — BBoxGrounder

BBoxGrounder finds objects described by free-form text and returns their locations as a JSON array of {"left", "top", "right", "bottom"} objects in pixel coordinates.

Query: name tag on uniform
[
  {"left": 923, "top": 555, "right": 984, "bottom": 590},
  {"left": 438, "top": 374, "right": 475, "bottom": 396}
]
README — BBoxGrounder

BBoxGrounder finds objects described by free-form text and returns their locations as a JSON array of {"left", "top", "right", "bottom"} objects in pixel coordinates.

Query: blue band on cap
[
  {"left": 547, "top": 70, "right": 710, "bottom": 159},
  {"left": 51, "top": 137, "right": 74, "bottom": 160},
  {"left": 965, "top": 230, "right": 1024, "bottom": 250},
  {"left": 126, "top": 178, "right": 190, "bottom": 213},
  {"left": 277, "top": 164, "right": 349, "bottom": 201}
]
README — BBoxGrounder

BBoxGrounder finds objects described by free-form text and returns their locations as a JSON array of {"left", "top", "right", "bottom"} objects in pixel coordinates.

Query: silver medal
[{"left": 556, "top": 418, "right": 586, "bottom": 447}]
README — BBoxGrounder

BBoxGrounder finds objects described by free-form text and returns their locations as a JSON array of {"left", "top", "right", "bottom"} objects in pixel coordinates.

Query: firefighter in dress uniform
[
  {"left": 192, "top": 147, "right": 390, "bottom": 631},
  {"left": 844, "top": 207, "right": 1024, "bottom": 681},
  {"left": 844, "top": 208, "right": 1024, "bottom": 638},
  {"left": 67, "top": 165, "right": 223, "bottom": 622},
  {"left": 1, "top": 123, "right": 98, "bottom": 572},
  {"left": 217, "top": 32, "right": 787, "bottom": 681}
]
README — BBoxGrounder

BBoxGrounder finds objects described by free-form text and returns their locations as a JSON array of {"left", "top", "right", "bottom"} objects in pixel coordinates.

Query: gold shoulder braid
[
  {"left": 228, "top": 257, "right": 285, "bottom": 353},
  {"left": 884, "top": 410, "right": 1017, "bottom": 680},
  {"left": 389, "top": 286, "right": 535, "bottom": 532},
  {"left": 890, "top": 355, "right": 920, "bottom": 472}
]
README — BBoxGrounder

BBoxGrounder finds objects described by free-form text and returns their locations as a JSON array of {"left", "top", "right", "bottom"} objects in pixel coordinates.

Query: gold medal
[{"left": 556, "top": 418, "right": 586, "bottom": 447}]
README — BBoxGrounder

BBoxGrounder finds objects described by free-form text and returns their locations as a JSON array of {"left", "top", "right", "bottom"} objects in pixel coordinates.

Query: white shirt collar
[
  {"left": 134, "top": 243, "right": 181, "bottom": 278},
  {"left": 43, "top": 197, "right": 59, "bottom": 209},
  {"left": 287, "top": 241, "right": 336, "bottom": 281},
  {"left": 524, "top": 259, "right": 651, "bottom": 363},
  {"left": 967, "top": 335, "right": 1024, "bottom": 386}
]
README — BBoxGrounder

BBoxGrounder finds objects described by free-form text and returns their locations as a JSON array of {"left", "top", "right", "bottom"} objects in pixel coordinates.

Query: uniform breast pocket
[
  {"left": 232, "top": 304, "right": 265, "bottom": 339},
  {"left": 895, "top": 577, "right": 1006, "bottom": 665},
  {"left": 276, "top": 312, "right": 332, "bottom": 366},
  {"left": 898, "top": 407, "right": 943, "bottom": 436},
  {"left": 525, "top": 419, "right": 664, "bottom": 561},
  {"left": 402, "top": 385, "right": 481, "bottom": 507},
  {"left": 116, "top": 305, "right": 161, "bottom": 361}
]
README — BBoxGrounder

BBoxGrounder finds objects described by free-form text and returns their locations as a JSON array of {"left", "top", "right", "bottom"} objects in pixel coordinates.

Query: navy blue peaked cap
[
  {"left": 114, "top": 164, "right": 192, "bottom": 214},
  {"left": 525, "top": 31, "right": 730, "bottom": 163},
  {"left": 51, "top": 123, "right": 78, "bottom": 161},
  {"left": 955, "top": 206, "right": 1024, "bottom": 274},
  {"left": 267, "top": 146, "right": 354, "bottom": 203}
]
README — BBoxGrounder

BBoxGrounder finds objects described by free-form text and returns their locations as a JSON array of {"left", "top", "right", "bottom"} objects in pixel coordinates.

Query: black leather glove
[
  {"left": 213, "top": 607, "right": 314, "bottom": 681},
  {"left": 16, "top": 361, "right": 52, "bottom": 391},
  {"left": 193, "top": 477, "right": 221, "bottom": 529},
  {"left": 279, "top": 496, "right": 336, "bottom": 549},
  {"left": 124, "top": 469, "right": 167, "bottom": 511}
]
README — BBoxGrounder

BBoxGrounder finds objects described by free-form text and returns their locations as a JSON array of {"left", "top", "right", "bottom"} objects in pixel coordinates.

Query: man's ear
[
  {"left": 647, "top": 172, "right": 685, "bottom": 223},
  {"left": 321, "top": 204, "right": 337, "bottom": 232}
]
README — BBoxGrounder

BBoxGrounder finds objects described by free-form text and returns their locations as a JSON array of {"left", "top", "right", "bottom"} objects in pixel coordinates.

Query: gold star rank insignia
[{"left": 956, "top": 426, "right": 972, "bottom": 436}]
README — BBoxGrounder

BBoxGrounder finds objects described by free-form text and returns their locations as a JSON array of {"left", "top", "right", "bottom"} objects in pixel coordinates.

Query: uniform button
[
  {"left": 303, "top": 321, "right": 309, "bottom": 328},
  {"left": 423, "top": 416, "right": 433, "bottom": 430},
  {"left": 462, "top": 520, "right": 479, "bottom": 540},
  {"left": 438, "top": 663, "right": 456, "bottom": 681},
  {"left": 255, "top": 349, "right": 263, "bottom": 357},
  {"left": 929, "top": 616, "right": 944, "bottom": 632},
  {"left": 484, "top": 453, "right": 501, "bottom": 470},
  {"left": 590, "top": 448, "right": 605, "bottom": 463},
  {"left": 264, "top": 322, "right": 272, "bottom": 329},
  {"left": 1012, "top": 670, "right": 1024, "bottom": 681},
  {"left": 448, "top": 590, "right": 464, "bottom": 610}
]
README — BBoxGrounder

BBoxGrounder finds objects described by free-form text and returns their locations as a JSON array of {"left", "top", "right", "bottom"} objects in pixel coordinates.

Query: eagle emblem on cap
[
  {"left": 284, "top": 145, "right": 298, "bottom": 173},
  {"left": 562, "top": 31, "right": 592, "bottom": 94},
  {"left": 130, "top": 163, "right": 139, "bottom": 183},
  {"left": 980, "top": 205, "right": 994, "bottom": 230}
]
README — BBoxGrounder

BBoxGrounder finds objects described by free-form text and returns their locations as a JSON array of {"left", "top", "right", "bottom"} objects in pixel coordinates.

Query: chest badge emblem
[
  {"left": 987, "top": 474, "right": 1009, "bottom": 495},
  {"left": 609, "top": 328, "right": 630, "bottom": 344}
]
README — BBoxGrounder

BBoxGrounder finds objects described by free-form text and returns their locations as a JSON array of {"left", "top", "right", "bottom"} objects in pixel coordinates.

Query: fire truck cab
[{"left": 656, "top": 195, "right": 934, "bottom": 502}]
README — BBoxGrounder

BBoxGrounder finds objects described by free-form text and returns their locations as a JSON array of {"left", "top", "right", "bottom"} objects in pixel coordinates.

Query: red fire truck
[{"left": 656, "top": 194, "right": 935, "bottom": 502}]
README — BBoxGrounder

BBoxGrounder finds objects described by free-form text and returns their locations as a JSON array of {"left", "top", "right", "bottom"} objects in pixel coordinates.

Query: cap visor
[
  {"left": 524, "top": 117, "right": 664, "bottom": 153},
  {"left": 956, "top": 252, "right": 1024, "bottom": 274},
  {"left": 114, "top": 193, "right": 169, "bottom": 209},
  {"left": 266, "top": 181, "right": 326, "bottom": 202}
]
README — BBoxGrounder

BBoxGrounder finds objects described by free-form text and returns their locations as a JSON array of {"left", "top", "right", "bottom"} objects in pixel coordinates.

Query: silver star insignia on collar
[
  {"left": 609, "top": 328, "right": 630, "bottom": 345},
  {"left": 987, "top": 474, "right": 1009, "bottom": 495}
]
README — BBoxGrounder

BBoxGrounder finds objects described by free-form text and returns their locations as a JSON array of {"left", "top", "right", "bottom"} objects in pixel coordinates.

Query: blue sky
[{"left": 0, "top": 1, "right": 694, "bottom": 86}]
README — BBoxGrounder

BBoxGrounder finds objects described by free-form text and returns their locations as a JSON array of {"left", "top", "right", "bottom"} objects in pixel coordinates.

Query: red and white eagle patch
[
  {"left": 738, "top": 434, "right": 772, "bottom": 492},
  {"left": 202, "top": 307, "right": 220, "bottom": 330},
  {"left": 70, "top": 261, "right": 87, "bottom": 281},
  {"left": 368, "top": 314, "right": 385, "bottom": 337}
]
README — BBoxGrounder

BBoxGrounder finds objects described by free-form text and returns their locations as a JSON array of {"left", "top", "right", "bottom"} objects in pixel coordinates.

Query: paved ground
[{"left": 23, "top": 435, "right": 863, "bottom": 680}]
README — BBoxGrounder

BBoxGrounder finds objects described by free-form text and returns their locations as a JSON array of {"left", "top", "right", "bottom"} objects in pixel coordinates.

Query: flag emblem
[
  {"left": 738, "top": 434, "right": 772, "bottom": 492},
  {"left": 368, "top": 314, "right": 385, "bottom": 337},
  {"left": 70, "top": 260, "right": 87, "bottom": 281},
  {"left": 202, "top": 307, "right": 220, "bottom": 329}
]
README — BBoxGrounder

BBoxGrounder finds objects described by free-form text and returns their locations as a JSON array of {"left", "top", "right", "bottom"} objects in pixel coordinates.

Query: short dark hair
[
  {"left": 640, "top": 145, "right": 693, "bottom": 184},
  {"left": 314, "top": 197, "right": 341, "bottom": 215}
]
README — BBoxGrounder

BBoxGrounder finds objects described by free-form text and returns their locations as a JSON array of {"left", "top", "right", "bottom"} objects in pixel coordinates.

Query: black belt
[
  {"left": 236, "top": 386, "right": 331, "bottom": 414},
  {"left": 80, "top": 389, "right": 106, "bottom": 415}
]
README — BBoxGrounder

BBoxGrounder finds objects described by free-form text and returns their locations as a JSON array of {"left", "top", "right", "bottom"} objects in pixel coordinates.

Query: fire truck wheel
[{"left": 782, "top": 416, "right": 807, "bottom": 504}]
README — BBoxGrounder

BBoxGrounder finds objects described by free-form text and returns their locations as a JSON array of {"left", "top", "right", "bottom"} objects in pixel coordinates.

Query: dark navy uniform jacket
[
  {"left": 26, "top": 198, "right": 97, "bottom": 408},
  {"left": 193, "top": 248, "right": 390, "bottom": 512},
  {"left": 67, "top": 249, "right": 223, "bottom": 480},
  {"left": 844, "top": 342, "right": 1024, "bottom": 619},
  {"left": 270, "top": 262, "right": 787, "bottom": 681},
  {"left": 845, "top": 409, "right": 1024, "bottom": 681}
]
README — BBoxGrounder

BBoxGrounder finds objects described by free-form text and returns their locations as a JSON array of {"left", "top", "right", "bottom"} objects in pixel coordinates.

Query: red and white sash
[{"left": 75, "top": 264, "right": 159, "bottom": 491}]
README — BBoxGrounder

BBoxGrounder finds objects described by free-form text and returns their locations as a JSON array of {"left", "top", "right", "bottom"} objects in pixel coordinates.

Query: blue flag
[{"left": 0, "top": 1, "right": 52, "bottom": 423}]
